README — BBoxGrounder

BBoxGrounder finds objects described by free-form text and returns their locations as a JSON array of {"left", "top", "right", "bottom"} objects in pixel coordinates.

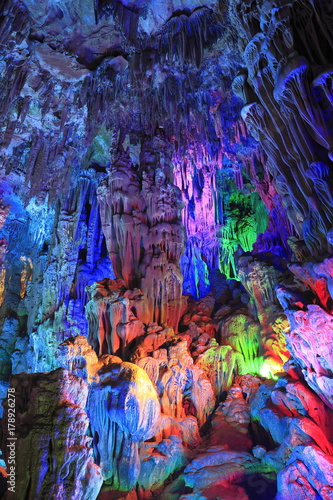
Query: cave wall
[{"left": 1, "top": 0, "right": 333, "bottom": 499}]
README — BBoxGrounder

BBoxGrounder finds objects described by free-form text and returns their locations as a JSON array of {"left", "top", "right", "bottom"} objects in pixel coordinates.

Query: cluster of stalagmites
[
  {"left": 2, "top": 0, "right": 333, "bottom": 498},
  {"left": 1, "top": 246, "right": 333, "bottom": 499}
]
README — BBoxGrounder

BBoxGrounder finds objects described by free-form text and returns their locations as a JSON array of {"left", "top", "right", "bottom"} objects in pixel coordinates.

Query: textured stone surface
[
  {"left": 0, "top": 369, "right": 102, "bottom": 500},
  {"left": 97, "top": 147, "right": 186, "bottom": 333},
  {"left": 277, "top": 445, "right": 333, "bottom": 500},
  {"left": 2, "top": 0, "right": 333, "bottom": 499},
  {"left": 277, "top": 283, "right": 333, "bottom": 410},
  {"left": 250, "top": 377, "right": 333, "bottom": 474},
  {"left": 231, "top": 0, "right": 333, "bottom": 256},
  {"left": 86, "top": 279, "right": 146, "bottom": 357},
  {"left": 195, "top": 341, "right": 241, "bottom": 399},
  {"left": 87, "top": 359, "right": 160, "bottom": 491},
  {"left": 135, "top": 338, "right": 215, "bottom": 427},
  {"left": 138, "top": 436, "right": 186, "bottom": 491}
]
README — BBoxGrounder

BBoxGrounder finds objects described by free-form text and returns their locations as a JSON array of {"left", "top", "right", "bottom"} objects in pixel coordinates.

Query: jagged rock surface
[
  {"left": 0, "top": 369, "right": 103, "bottom": 500},
  {"left": 231, "top": 0, "right": 333, "bottom": 257},
  {"left": 277, "top": 258, "right": 333, "bottom": 411},
  {"left": 97, "top": 146, "right": 186, "bottom": 333},
  {"left": 2, "top": 0, "right": 333, "bottom": 499}
]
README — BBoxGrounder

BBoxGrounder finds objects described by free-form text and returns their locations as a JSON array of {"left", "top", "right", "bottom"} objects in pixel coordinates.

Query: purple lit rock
[{"left": 277, "top": 445, "right": 333, "bottom": 500}]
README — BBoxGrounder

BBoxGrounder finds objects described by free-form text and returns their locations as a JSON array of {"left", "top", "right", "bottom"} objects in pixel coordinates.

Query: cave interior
[{"left": 1, "top": 0, "right": 333, "bottom": 499}]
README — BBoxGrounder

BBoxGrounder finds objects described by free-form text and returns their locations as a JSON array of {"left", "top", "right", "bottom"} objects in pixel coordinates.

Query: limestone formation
[
  {"left": 231, "top": 0, "right": 333, "bottom": 257},
  {"left": 87, "top": 360, "right": 160, "bottom": 491},
  {"left": 0, "top": 369, "right": 103, "bottom": 500},
  {"left": 2, "top": 0, "right": 333, "bottom": 499},
  {"left": 278, "top": 285, "right": 333, "bottom": 410},
  {"left": 277, "top": 445, "right": 333, "bottom": 500},
  {"left": 135, "top": 338, "right": 215, "bottom": 427},
  {"left": 97, "top": 146, "right": 186, "bottom": 333}
]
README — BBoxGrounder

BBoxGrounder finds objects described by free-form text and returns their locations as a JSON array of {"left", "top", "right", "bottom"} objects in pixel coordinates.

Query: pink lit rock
[
  {"left": 132, "top": 326, "right": 173, "bottom": 359},
  {"left": 277, "top": 445, "right": 333, "bottom": 500},
  {"left": 278, "top": 285, "right": 333, "bottom": 410},
  {"left": 152, "top": 414, "right": 200, "bottom": 448},
  {"left": 181, "top": 293, "right": 217, "bottom": 336},
  {"left": 289, "top": 260, "right": 333, "bottom": 311},
  {"left": 208, "top": 382, "right": 254, "bottom": 454},
  {"left": 97, "top": 147, "right": 186, "bottom": 332},
  {"left": 196, "top": 340, "right": 241, "bottom": 399}
]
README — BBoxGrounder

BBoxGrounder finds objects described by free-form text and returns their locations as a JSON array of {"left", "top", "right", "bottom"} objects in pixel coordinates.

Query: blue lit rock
[
  {"left": 277, "top": 445, "right": 333, "bottom": 500},
  {"left": 87, "top": 359, "right": 160, "bottom": 491},
  {"left": 195, "top": 341, "right": 241, "bottom": 399},
  {"left": 0, "top": 382, "right": 9, "bottom": 418},
  {"left": 138, "top": 436, "right": 186, "bottom": 492}
]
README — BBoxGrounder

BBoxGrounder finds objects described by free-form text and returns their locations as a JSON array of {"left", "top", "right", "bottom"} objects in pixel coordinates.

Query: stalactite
[
  {"left": 0, "top": 369, "right": 103, "bottom": 500},
  {"left": 2, "top": 1, "right": 333, "bottom": 499},
  {"left": 231, "top": 0, "right": 333, "bottom": 258},
  {"left": 97, "top": 141, "right": 186, "bottom": 332}
]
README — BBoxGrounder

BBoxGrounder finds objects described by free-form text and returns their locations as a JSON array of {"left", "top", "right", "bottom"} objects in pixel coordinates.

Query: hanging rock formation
[
  {"left": 277, "top": 261, "right": 333, "bottom": 411},
  {"left": 231, "top": 0, "right": 333, "bottom": 257},
  {"left": 97, "top": 144, "right": 186, "bottom": 333},
  {"left": 2, "top": 0, "right": 333, "bottom": 499}
]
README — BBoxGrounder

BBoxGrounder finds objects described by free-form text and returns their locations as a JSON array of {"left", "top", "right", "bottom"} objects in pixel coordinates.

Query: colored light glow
[
  {"left": 0, "top": 268, "right": 5, "bottom": 307},
  {"left": 259, "top": 358, "right": 281, "bottom": 380},
  {"left": 219, "top": 191, "right": 269, "bottom": 279}
]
